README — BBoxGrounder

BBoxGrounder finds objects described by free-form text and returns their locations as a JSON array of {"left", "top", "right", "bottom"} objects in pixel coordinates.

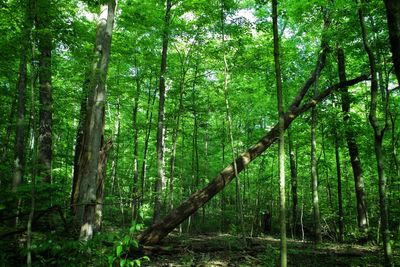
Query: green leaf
[
  {"left": 120, "top": 259, "right": 126, "bottom": 267},
  {"left": 116, "top": 245, "right": 123, "bottom": 257},
  {"left": 123, "top": 235, "right": 130, "bottom": 245}
]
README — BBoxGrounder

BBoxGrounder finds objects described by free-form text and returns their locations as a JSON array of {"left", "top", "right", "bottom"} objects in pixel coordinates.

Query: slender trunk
[
  {"left": 337, "top": 46, "right": 369, "bottom": 231},
  {"left": 13, "top": 2, "right": 32, "bottom": 192},
  {"left": 311, "top": 81, "right": 322, "bottom": 243},
  {"left": 154, "top": 0, "right": 172, "bottom": 223},
  {"left": 137, "top": 73, "right": 367, "bottom": 245},
  {"left": 272, "top": 0, "right": 286, "bottom": 264},
  {"left": 220, "top": 0, "right": 246, "bottom": 241},
  {"left": 383, "top": 0, "right": 400, "bottom": 86},
  {"left": 140, "top": 86, "right": 157, "bottom": 207},
  {"left": 358, "top": 3, "right": 393, "bottom": 265},
  {"left": 334, "top": 130, "right": 344, "bottom": 242},
  {"left": 74, "top": 0, "right": 116, "bottom": 241},
  {"left": 111, "top": 99, "right": 121, "bottom": 194},
  {"left": 132, "top": 75, "right": 141, "bottom": 221},
  {"left": 288, "top": 128, "right": 298, "bottom": 237},
  {"left": 36, "top": 0, "right": 53, "bottom": 184}
]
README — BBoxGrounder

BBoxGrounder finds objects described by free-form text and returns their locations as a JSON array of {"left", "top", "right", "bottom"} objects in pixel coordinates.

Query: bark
[
  {"left": 311, "top": 82, "right": 322, "bottom": 243},
  {"left": 140, "top": 86, "right": 157, "bottom": 207},
  {"left": 337, "top": 46, "right": 369, "bottom": 231},
  {"left": 334, "top": 130, "right": 344, "bottom": 242},
  {"left": 95, "top": 139, "right": 113, "bottom": 230},
  {"left": 358, "top": 3, "right": 393, "bottom": 266},
  {"left": 384, "top": 0, "right": 400, "bottom": 86},
  {"left": 132, "top": 74, "right": 141, "bottom": 221},
  {"left": 137, "top": 73, "right": 368, "bottom": 245},
  {"left": 272, "top": 0, "right": 287, "bottom": 264},
  {"left": 288, "top": 128, "right": 298, "bottom": 236},
  {"left": 13, "top": 1, "right": 32, "bottom": 191},
  {"left": 74, "top": 0, "right": 116, "bottom": 241},
  {"left": 36, "top": 0, "right": 53, "bottom": 184},
  {"left": 71, "top": 77, "right": 88, "bottom": 214},
  {"left": 154, "top": 0, "right": 172, "bottom": 223}
]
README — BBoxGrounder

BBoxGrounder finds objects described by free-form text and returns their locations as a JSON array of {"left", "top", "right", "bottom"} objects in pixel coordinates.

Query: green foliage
[{"left": 108, "top": 215, "right": 149, "bottom": 267}]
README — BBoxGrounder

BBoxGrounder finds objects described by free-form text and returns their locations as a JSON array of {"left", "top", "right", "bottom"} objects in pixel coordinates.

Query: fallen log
[{"left": 138, "top": 74, "right": 367, "bottom": 245}]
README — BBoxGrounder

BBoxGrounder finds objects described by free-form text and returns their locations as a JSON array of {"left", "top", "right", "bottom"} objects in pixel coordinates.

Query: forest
[{"left": 0, "top": 0, "right": 399, "bottom": 266}]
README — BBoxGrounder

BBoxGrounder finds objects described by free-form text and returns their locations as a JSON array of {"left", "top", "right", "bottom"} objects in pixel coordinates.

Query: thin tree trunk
[
  {"left": 220, "top": 0, "right": 246, "bottom": 242},
  {"left": 137, "top": 73, "right": 367, "bottom": 245},
  {"left": 36, "top": 0, "right": 53, "bottom": 184},
  {"left": 383, "top": 0, "right": 400, "bottom": 86},
  {"left": 334, "top": 129, "right": 344, "bottom": 242},
  {"left": 154, "top": 0, "right": 172, "bottom": 223},
  {"left": 74, "top": 0, "right": 116, "bottom": 241},
  {"left": 140, "top": 86, "right": 157, "bottom": 208},
  {"left": 358, "top": 4, "right": 393, "bottom": 266},
  {"left": 311, "top": 80, "right": 322, "bottom": 243},
  {"left": 272, "top": 0, "right": 286, "bottom": 264},
  {"left": 132, "top": 72, "right": 141, "bottom": 221},
  {"left": 12, "top": 1, "right": 32, "bottom": 192},
  {"left": 288, "top": 128, "right": 298, "bottom": 237},
  {"left": 337, "top": 45, "right": 369, "bottom": 231}
]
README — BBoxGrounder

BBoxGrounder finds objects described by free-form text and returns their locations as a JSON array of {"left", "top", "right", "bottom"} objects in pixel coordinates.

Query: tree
[
  {"left": 36, "top": 0, "right": 53, "bottom": 184},
  {"left": 73, "top": 0, "right": 117, "bottom": 241},
  {"left": 153, "top": 0, "right": 172, "bottom": 223},
  {"left": 12, "top": 0, "right": 33, "bottom": 191},
  {"left": 272, "top": 0, "right": 287, "bottom": 264},
  {"left": 138, "top": 69, "right": 367, "bottom": 244},
  {"left": 358, "top": 1, "right": 393, "bottom": 265}
]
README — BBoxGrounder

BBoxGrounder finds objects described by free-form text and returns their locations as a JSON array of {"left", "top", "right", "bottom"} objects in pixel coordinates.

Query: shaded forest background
[{"left": 0, "top": 0, "right": 399, "bottom": 266}]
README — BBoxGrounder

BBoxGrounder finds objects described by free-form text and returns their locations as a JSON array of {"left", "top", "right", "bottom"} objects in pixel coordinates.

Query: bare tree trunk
[
  {"left": 288, "top": 128, "right": 298, "bottom": 236},
  {"left": 140, "top": 85, "right": 157, "bottom": 208},
  {"left": 132, "top": 71, "right": 141, "bottom": 221},
  {"left": 137, "top": 72, "right": 367, "bottom": 245},
  {"left": 272, "top": 0, "right": 286, "bottom": 264},
  {"left": 74, "top": 0, "right": 116, "bottom": 241},
  {"left": 154, "top": 0, "right": 172, "bottom": 223},
  {"left": 36, "top": 0, "right": 53, "bottom": 184},
  {"left": 334, "top": 129, "right": 344, "bottom": 242},
  {"left": 337, "top": 46, "right": 369, "bottom": 231},
  {"left": 311, "top": 80, "right": 322, "bottom": 243},
  {"left": 95, "top": 139, "right": 112, "bottom": 230},
  {"left": 13, "top": 1, "right": 32, "bottom": 191},
  {"left": 358, "top": 3, "right": 393, "bottom": 266},
  {"left": 220, "top": 0, "right": 246, "bottom": 241}
]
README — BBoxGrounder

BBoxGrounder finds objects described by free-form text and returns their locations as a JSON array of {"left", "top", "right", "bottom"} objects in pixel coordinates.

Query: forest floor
[{"left": 142, "top": 233, "right": 393, "bottom": 266}]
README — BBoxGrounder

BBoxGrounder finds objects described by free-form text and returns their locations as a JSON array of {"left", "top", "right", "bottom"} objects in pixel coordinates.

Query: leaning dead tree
[{"left": 138, "top": 41, "right": 368, "bottom": 245}]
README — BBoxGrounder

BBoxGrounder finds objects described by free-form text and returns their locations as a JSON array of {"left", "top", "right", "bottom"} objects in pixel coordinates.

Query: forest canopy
[{"left": 0, "top": 0, "right": 399, "bottom": 266}]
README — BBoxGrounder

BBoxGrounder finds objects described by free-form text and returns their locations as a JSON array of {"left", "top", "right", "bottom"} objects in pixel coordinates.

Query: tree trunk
[
  {"left": 383, "top": 0, "right": 400, "bottom": 86},
  {"left": 288, "top": 128, "right": 298, "bottom": 237},
  {"left": 71, "top": 76, "right": 89, "bottom": 214},
  {"left": 95, "top": 139, "right": 112, "bottom": 230},
  {"left": 334, "top": 129, "right": 344, "bottom": 242},
  {"left": 36, "top": 0, "right": 53, "bottom": 184},
  {"left": 153, "top": 0, "right": 172, "bottom": 223},
  {"left": 140, "top": 86, "right": 157, "bottom": 208},
  {"left": 337, "top": 46, "right": 369, "bottom": 231},
  {"left": 74, "top": 0, "right": 116, "bottom": 241},
  {"left": 272, "top": 0, "right": 287, "bottom": 264},
  {"left": 358, "top": 3, "right": 393, "bottom": 266},
  {"left": 132, "top": 73, "right": 141, "bottom": 221},
  {"left": 311, "top": 82, "right": 322, "bottom": 243},
  {"left": 13, "top": 1, "right": 32, "bottom": 191},
  {"left": 137, "top": 72, "right": 367, "bottom": 245}
]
